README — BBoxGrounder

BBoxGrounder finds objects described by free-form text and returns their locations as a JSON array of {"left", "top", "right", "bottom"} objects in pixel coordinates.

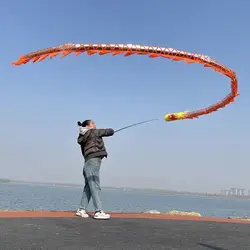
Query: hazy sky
[{"left": 0, "top": 0, "right": 249, "bottom": 193}]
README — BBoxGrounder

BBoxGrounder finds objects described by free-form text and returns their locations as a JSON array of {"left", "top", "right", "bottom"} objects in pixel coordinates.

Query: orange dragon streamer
[{"left": 12, "top": 43, "right": 239, "bottom": 121}]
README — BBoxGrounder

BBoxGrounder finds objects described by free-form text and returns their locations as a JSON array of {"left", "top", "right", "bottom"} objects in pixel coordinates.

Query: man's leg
[
  {"left": 84, "top": 157, "right": 110, "bottom": 219},
  {"left": 80, "top": 169, "right": 92, "bottom": 209},
  {"left": 76, "top": 166, "right": 91, "bottom": 218},
  {"left": 84, "top": 158, "right": 102, "bottom": 211}
]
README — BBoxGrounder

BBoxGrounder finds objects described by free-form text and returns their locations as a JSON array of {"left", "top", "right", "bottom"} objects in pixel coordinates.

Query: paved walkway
[{"left": 0, "top": 212, "right": 249, "bottom": 249}]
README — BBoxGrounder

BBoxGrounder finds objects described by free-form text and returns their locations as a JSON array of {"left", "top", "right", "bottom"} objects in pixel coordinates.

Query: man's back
[{"left": 78, "top": 128, "right": 114, "bottom": 162}]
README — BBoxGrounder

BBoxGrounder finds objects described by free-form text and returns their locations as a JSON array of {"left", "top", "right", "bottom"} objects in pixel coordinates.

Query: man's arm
[
  {"left": 77, "top": 134, "right": 84, "bottom": 145},
  {"left": 95, "top": 128, "right": 115, "bottom": 137}
]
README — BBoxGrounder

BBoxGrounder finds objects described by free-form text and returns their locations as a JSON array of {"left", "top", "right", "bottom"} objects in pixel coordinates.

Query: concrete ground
[{"left": 0, "top": 215, "right": 250, "bottom": 250}]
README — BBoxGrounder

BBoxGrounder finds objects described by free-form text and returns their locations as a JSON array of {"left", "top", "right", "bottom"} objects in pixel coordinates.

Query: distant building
[
  {"left": 220, "top": 188, "right": 248, "bottom": 196},
  {"left": 220, "top": 189, "right": 229, "bottom": 195}
]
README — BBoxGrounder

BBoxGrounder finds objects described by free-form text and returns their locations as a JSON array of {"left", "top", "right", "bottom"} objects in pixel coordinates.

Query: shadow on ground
[{"left": 199, "top": 243, "right": 228, "bottom": 250}]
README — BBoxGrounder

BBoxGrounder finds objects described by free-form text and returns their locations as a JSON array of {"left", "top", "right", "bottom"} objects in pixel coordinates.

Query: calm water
[{"left": 1, "top": 182, "right": 250, "bottom": 218}]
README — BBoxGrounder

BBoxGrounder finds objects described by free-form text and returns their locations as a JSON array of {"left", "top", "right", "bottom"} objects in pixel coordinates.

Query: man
[{"left": 76, "top": 119, "right": 115, "bottom": 219}]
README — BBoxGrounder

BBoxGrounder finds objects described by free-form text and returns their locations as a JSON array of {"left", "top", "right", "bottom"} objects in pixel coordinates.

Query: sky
[{"left": 0, "top": 0, "right": 249, "bottom": 193}]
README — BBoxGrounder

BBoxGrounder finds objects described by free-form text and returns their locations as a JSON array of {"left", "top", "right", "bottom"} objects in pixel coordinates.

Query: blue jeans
[{"left": 80, "top": 157, "right": 102, "bottom": 212}]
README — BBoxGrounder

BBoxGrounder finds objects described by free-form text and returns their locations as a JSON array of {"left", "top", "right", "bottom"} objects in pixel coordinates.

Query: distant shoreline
[
  {"left": 2, "top": 179, "right": 250, "bottom": 200},
  {"left": 0, "top": 178, "right": 11, "bottom": 183}
]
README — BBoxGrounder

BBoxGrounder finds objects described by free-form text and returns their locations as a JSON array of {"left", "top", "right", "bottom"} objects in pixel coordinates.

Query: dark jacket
[{"left": 77, "top": 127, "right": 114, "bottom": 162}]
